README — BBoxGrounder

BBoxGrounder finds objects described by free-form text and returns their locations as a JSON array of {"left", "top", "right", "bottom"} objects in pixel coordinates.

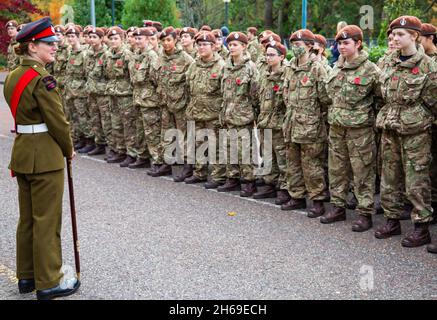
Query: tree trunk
[{"left": 264, "top": 0, "right": 273, "bottom": 29}]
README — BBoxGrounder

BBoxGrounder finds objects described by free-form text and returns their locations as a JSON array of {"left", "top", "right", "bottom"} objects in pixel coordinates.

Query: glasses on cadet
[{"left": 266, "top": 53, "right": 279, "bottom": 57}]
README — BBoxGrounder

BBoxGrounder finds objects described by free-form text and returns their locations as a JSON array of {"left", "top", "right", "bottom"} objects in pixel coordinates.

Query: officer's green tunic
[{"left": 3, "top": 58, "right": 73, "bottom": 290}]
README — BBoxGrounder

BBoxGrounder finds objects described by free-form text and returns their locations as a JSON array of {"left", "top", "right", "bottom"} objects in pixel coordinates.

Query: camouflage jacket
[
  {"left": 129, "top": 48, "right": 160, "bottom": 108},
  {"left": 323, "top": 50, "right": 382, "bottom": 128},
  {"left": 257, "top": 64, "right": 286, "bottom": 131},
  {"left": 157, "top": 48, "right": 194, "bottom": 113},
  {"left": 248, "top": 38, "right": 262, "bottom": 63},
  {"left": 52, "top": 43, "right": 70, "bottom": 88},
  {"left": 217, "top": 45, "right": 229, "bottom": 61},
  {"left": 283, "top": 58, "right": 330, "bottom": 143},
  {"left": 105, "top": 46, "right": 134, "bottom": 96},
  {"left": 186, "top": 53, "right": 225, "bottom": 122},
  {"left": 7, "top": 39, "right": 20, "bottom": 72},
  {"left": 84, "top": 45, "right": 108, "bottom": 95},
  {"left": 65, "top": 46, "right": 88, "bottom": 99},
  {"left": 221, "top": 55, "right": 259, "bottom": 127},
  {"left": 256, "top": 55, "right": 269, "bottom": 79},
  {"left": 184, "top": 47, "right": 198, "bottom": 60},
  {"left": 376, "top": 45, "right": 437, "bottom": 134}
]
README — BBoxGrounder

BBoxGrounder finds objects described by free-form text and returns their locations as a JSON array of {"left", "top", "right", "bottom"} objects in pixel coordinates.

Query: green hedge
[{"left": 0, "top": 54, "right": 6, "bottom": 68}]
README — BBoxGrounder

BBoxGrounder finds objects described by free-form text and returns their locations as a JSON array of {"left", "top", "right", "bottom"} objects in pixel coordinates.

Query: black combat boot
[
  {"left": 217, "top": 178, "right": 241, "bottom": 192},
  {"left": 88, "top": 144, "right": 106, "bottom": 156},
  {"left": 352, "top": 215, "right": 373, "bottom": 232},
  {"left": 275, "top": 190, "right": 291, "bottom": 205},
  {"left": 174, "top": 164, "right": 193, "bottom": 182},
  {"left": 401, "top": 223, "right": 431, "bottom": 248},
  {"left": 307, "top": 200, "right": 325, "bottom": 218},
  {"left": 253, "top": 184, "right": 276, "bottom": 199},
  {"left": 120, "top": 155, "right": 136, "bottom": 168},
  {"left": 320, "top": 206, "right": 346, "bottom": 224},
  {"left": 78, "top": 138, "right": 96, "bottom": 154},
  {"left": 374, "top": 219, "right": 402, "bottom": 239},
  {"left": 240, "top": 181, "right": 257, "bottom": 197}
]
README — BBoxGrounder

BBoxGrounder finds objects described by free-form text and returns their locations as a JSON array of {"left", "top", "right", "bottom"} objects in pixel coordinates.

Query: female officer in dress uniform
[{"left": 3, "top": 17, "right": 80, "bottom": 300}]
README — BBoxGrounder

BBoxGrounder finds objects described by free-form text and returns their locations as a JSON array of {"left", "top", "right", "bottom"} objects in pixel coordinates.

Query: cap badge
[
  {"left": 400, "top": 18, "right": 407, "bottom": 26},
  {"left": 112, "top": 29, "right": 116, "bottom": 35},
  {"left": 234, "top": 33, "right": 239, "bottom": 39},
  {"left": 183, "top": 28, "right": 188, "bottom": 32},
  {"left": 342, "top": 32, "right": 348, "bottom": 39},
  {"left": 297, "top": 32, "right": 302, "bottom": 39}
]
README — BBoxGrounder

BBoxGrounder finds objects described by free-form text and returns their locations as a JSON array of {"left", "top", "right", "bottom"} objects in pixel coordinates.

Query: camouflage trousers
[
  {"left": 224, "top": 124, "right": 256, "bottom": 182},
  {"left": 121, "top": 99, "right": 138, "bottom": 158},
  {"left": 431, "top": 125, "right": 437, "bottom": 203},
  {"left": 380, "top": 130, "right": 433, "bottom": 223},
  {"left": 286, "top": 141, "right": 327, "bottom": 201},
  {"left": 109, "top": 95, "right": 131, "bottom": 155},
  {"left": 328, "top": 125, "right": 376, "bottom": 216},
  {"left": 65, "top": 97, "right": 91, "bottom": 140},
  {"left": 259, "top": 129, "right": 287, "bottom": 190},
  {"left": 161, "top": 107, "right": 187, "bottom": 165},
  {"left": 136, "top": 107, "right": 161, "bottom": 163},
  {"left": 186, "top": 120, "right": 226, "bottom": 183},
  {"left": 89, "top": 94, "right": 110, "bottom": 146}
]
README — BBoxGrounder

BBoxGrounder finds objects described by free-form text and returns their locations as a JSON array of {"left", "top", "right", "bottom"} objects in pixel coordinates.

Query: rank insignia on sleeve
[{"left": 42, "top": 75, "right": 57, "bottom": 91}]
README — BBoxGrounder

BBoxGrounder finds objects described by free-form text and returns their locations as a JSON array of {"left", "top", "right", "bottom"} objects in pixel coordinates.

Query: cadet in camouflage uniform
[
  {"left": 312, "top": 34, "right": 332, "bottom": 72},
  {"left": 375, "top": 16, "right": 437, "bottom": 248},
  {"left": 51, "top": 26, "right": 70, "bottom": 95},
  {"left": 128, "top": 27, "right": 162, "bottom": 170},
  {"left": 247, "top": 27, "right": 263, "bottom": 63},
  {"left": 84, "top": 27, "right": 110, "bottom": 156},
  {"left": 213, "top": 29, "right": 229, "bottom": 60},
  {"left": 252, "top": 41, "right": 289, "bottom": 202},
  {"left": 6, "top": 20, "right": 20, "bottom": 72},
  {"left": 157, "top": 27, "right": 195, "bottom": 182},
  {"left": 65, "top": 26, "right": 93, "bottom": 150},
  {"left": 184, "top": 32, "right": 227, "bottom": 188},
  {"left": 258, "top": 33, "right": 281, "bottom": 78},
  {"left": 321, "top": 25, "right": 381, "bottom": 232},
  {"left": 180, "top": 27, "right": 198, "bottom": 59},
  {"left": 420, "top": 23, "right": 437, "bottom": 227},
  {"left": 217, "top": 32, "right": 260, "bottom": 197},
  {"left": 281, "top": 30, "right": 331, "bottom": 218},
  {"left": 126, "top": 27, "right": 137, "bottom": 53},
  {"left": 377, "top": 29, "right": 397, "bottom": 71},
  {"left": 105, "top": 26, "right": 135, "bottom": 165}
]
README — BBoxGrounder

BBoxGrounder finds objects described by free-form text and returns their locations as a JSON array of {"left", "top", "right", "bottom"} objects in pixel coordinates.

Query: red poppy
[
  {"left": 302, "top": 76, "right": 309, "bottom": 84},
  {"left": 411, "top": 67, "right": 419, "bottom": 75},
  {"left": 172, "top": 65, "right": 177, "bottom": 71},
  {"left": 392, "top": 76, "right": 399, "bottom": 81},
  {"left": 116, "top": 60, "right": 123, "bottom": 67},
  {"left": 236, "top": 78, "right": 242, "bottom": 85},
  {"left": 135, "top": 63, "right": 140, "bottom": 70},
  {"left": 98, "top": 59, "right": 103, "bottom": 65},
  {"left": 211, "top": 73, "right": 217, "bottom": 79},
  {"left": 273, "top": 84, "right": 280, "bottom": 92},
  {"left": 70, "top": 59, "right": 75, "bottom": 64},
  {"left": 354, "top": 77, "right": 361, "bottom": 85}
]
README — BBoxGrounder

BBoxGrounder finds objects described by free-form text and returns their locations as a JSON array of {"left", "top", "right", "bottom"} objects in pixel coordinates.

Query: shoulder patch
[{"left": 42, "top": 75, "right": 57, "bottom": 91}]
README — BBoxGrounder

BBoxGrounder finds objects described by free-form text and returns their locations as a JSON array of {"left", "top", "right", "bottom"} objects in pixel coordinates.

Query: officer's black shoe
[
  {"left": 36, "top": 278, "right": 80, "bottom": 300},
  {"left": 18, "top": 279, "right": 35, "bottom": 294}
]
